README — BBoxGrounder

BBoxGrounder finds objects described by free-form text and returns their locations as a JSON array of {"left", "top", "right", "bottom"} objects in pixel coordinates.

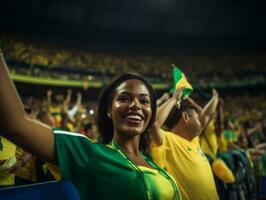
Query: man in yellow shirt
[
  {"left": 0, "top": 136, "right": 17, "bottom": 187},
  {"left": 151, "top": 89, "right": 219, "bottom": 200}
]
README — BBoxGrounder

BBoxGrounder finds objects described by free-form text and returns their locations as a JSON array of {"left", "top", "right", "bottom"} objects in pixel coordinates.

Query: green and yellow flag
[{"left": 170, "top": 65, "right": 193, "bottom": 98}]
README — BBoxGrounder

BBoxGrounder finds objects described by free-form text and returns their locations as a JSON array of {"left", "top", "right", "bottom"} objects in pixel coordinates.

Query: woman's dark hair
[{"left": 96, "top": 72, "right": 156, "bottom": 153}]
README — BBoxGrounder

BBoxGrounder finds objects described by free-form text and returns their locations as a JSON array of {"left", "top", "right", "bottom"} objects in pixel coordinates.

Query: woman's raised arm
[{"left": 0, "top": 49, "right": 56, "bottom": 164}]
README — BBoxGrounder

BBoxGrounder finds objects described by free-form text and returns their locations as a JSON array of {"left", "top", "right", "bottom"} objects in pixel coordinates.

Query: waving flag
[{"left": 170, "top": 65, "right": 193, "bottom": 98}]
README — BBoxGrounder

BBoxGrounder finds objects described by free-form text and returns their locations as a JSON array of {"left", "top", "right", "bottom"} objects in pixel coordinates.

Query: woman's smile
[{"left": 123, "top": 112, "right": 144, "bottom": 125}]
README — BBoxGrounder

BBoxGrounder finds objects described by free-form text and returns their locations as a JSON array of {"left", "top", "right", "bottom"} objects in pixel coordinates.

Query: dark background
[{"left": 1, "top": 0, "right": 266, "bottom": 53}]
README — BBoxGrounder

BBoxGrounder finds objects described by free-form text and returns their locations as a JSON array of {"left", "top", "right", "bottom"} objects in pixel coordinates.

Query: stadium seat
[
  {"left": 0, "top": 180, "right": 80, "bottom": 200},
  {"left": 260, "top": 176, "right": 266, "bottom": 197}
]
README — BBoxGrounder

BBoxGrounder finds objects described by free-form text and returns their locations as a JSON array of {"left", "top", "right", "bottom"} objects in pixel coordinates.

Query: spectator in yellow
[
  {"left": 46, "top": 89, "right": 72, "bottom": 128},
  {"left": 151, "top": 89, "right": 219, "bottom": 200}
]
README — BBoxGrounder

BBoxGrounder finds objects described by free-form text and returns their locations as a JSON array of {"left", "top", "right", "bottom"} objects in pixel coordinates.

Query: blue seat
[
  {"left": 261, "top": 176, "right": 266, "bottom": 197},
  {"left": 0, "top": 180, "right": 80, "bottom": 200}
]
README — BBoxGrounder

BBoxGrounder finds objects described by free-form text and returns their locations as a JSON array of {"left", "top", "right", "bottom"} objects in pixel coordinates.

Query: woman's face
[{"left": 110, "top": 79, "right": 152, "bottom": 138}]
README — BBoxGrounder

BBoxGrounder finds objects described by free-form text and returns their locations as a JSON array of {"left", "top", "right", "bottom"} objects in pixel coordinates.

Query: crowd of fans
[
  {"left": 223, "top": 92, "right": 266, "bottom": 123},
  {"left": 1, "top": 35, "right": 266, "bottom": 85},
  {"left": 0, "top": 35, "right": 266, "bottom": 200},
  {"left": 1, "top": 87, "right": 265, "bottom": 198}
]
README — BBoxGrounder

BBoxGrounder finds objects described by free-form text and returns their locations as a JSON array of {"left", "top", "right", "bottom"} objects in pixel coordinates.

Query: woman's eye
[
  {"left": 117, "top": 96, "right": 130, "bottom": 102},
  {"left": 140, "top": 98, "right": 150, "bottom": 105}
]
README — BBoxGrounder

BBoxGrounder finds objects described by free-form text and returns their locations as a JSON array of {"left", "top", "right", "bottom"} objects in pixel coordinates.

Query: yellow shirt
[
  {"left": 49, "top": 106, "right": 62, "bottom": 127},
  {"left": 200, "top": 121, "right": 218, "bottom": 159},
  {"left": 151, "top": 130, "right": 219, "bottom": 200},
  {"left": 0, "top": 137, "right": 16, "bottom": 186},
  {"left": 138, "top": 166, "right": 176, "bottom": 200},
  {"left": 217, "top": 134, "right": 228, "bottom": 152}
]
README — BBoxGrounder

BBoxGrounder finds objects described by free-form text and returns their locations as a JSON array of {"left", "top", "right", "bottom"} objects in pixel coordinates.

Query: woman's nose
[{"left": 129, "top": 98, "right": 141, "bottom": 110}]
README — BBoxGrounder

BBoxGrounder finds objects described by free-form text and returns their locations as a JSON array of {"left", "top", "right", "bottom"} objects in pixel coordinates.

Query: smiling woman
[
  {"left": 0, "top": 48, "right": 181, "bottom": 200},
  {"left": 97, "top": 74, "right": 156, "bottom": 153},
  {"left": 111, "top": 79, "right": 152, "bottom": 139}
]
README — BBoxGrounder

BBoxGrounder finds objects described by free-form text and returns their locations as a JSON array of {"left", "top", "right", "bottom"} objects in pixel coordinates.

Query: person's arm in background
[
  {"left": 215, "top": 98, "right": 230, "bottom": 152},
  {"left": 215, "top": 98, "right": 224, "bottom": 137},
  {"left": 68, "top": 92, "right": 82, "bottom": 119},
  {"left": 0, "top": 48, "right": 55, "bottom": 164},
  {"left": 156, "top": 92, "right": 170, "bottom": 107},
  {"left": 46, "top": 89, "right": 52, "bottom": 109},
  {"left": 187, "top": 97, "right": 203, "bottom": 112},
  {"left": 247, "top": 123, "right": 262, "bottom": 137},
  {"left": 200, "top": 89, "right": 219, "bottom": 130},
  {"left": 152, "top": 88, "right": 183, "bottom": 146},
  {"left": 63, "top": 89, "right": 72, "bottom": 111}
]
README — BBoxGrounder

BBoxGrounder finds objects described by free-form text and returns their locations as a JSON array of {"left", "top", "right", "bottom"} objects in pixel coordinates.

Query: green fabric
[
  {"left": 258, "top": 155, "right": 266, "bottom": 176},
  {"left": 229, "top": 116, "right": 237, "bottom": 124},
  {"left": 216, "top": 150, "right": 255, "bottom": 199},
  {"left": 51, "top": 112, "right": 61, "bottom": 116},
  {"left": 249, "top": 132, "right": 262, "bottom": 142},
  {"left": 217, "top": 152, "right": 235, "bottom": 171},
  {"left": 170, "top": 65, "right": 193, "bottom": 98},
  {"left": 223, "top": 129, "right": 237, "bottom": 142},
  {"left": 54, "top": 130, "right": 180, "bottom": 200}
]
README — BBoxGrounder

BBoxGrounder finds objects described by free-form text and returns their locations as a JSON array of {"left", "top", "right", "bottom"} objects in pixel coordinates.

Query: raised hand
[
  {"left": 67, "top": 89, "right": 72, "bottom": 95},
  {"left": 173, "top": 87, "right": 184, "bottom": 101},
  {"left": 156, "top": 92, "right": 170, "bottom": 106},
  {"left": 47, "top": 89, "right": 53, "bottom": 97},
  {"left": 212, "top": 89, "right": 219, "bottom": 99},
  {"left": 172, "top": 87, "right": 184, "bottom": 109}
]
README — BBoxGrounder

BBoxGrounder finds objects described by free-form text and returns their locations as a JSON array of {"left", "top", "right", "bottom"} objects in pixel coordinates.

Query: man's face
[
  {"left": 187, "top": 110, "right": 202, "bottom": 136},
  {"left": 55, "top": 94, "right": 64, "bottom": 103}
]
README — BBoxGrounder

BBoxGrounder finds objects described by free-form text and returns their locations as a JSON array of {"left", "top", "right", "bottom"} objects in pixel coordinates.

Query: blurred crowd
[
  {"left": 223, "top": 92, "right": 266, "bottom": 123},
  {"left": 1, "top": 34, "right": 266, "bottom": 199},
  {"left": 1, "top": 87, "right": 266, "bottom": 198},
  {"left": 0, "top": 89, "right": 98, "bottom": 187},
  {"left": 1, "top": 35, "right": 266, "bottom": 85}
]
